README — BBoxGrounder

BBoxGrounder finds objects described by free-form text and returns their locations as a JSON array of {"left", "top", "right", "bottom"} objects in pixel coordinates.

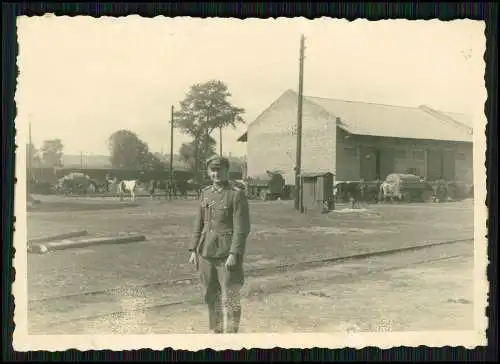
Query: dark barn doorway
[
  {"left": 375, "top": 148, "right": 394, "bottom": 180},
  {"left": 360, "top": 146, "right": 377, "bottom": 181},
  {"left": 427, "top": 149, "right": 455, "bottom": 180}
]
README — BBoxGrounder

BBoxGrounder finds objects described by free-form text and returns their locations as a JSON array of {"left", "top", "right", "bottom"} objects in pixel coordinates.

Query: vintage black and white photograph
[{"left": 13, "top": 16, "right": 487, "bottom": 351}]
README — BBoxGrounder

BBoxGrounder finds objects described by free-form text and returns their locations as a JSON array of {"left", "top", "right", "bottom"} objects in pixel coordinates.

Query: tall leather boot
[{"left": 207, "top": 295, "right": 223, "bottom": 334}]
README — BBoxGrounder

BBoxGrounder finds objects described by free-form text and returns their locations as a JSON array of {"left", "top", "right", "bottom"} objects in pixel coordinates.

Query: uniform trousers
[{"left": 199, "top": 255, "right": 244, "bottom": 333}]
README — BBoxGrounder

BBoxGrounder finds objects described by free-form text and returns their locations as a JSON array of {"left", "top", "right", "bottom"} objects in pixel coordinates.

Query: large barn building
[{"left": 237, "top": 90, "right": 473, "bottom": 185}]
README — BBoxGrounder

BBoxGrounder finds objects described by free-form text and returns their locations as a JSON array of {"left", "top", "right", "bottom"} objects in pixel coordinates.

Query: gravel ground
[
  {"left": 26, "top": 198, "right": 474, "bottom": 302},
  {"left": 30, "top": 239, "right": 474, "bottom": 334}
]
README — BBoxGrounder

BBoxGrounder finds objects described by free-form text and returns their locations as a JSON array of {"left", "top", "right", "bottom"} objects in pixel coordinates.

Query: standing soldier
[{"left": 188, "top": 155, "right": 251, "bottom": 334}]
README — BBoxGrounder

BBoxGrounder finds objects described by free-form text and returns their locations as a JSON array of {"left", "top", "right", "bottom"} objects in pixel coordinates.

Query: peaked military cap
[{"left": 206, "top": 155, "right": 230, "bottom": 169}]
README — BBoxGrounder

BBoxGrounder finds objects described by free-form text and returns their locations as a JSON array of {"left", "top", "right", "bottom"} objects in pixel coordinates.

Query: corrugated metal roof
[
  {"left": 237, "top": 90, "right": 474, "bottom": 143},
  {"left": 305, "top": 95, "right": 473, "bottom": 142}
]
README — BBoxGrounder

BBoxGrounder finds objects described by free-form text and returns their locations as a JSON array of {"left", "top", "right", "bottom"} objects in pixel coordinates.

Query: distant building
[
  {"left": 237, "top": 90, "right": 473, "bottom": 184},
  {"left": 30, "top": 153, "right": 192, "bottom": 184}
]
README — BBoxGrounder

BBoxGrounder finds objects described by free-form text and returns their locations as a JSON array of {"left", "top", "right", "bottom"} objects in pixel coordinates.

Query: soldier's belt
[{"left": 205, "top": 228, "right": 234, "bottom": 234}]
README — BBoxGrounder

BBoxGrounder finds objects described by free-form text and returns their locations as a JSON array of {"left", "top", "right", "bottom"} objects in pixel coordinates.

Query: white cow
[
  {"left": 117, "top": 179, "right": 138, "bottom": 201},
  {"left": 379, "top": 181, "right": 398, "bottom": 203}
]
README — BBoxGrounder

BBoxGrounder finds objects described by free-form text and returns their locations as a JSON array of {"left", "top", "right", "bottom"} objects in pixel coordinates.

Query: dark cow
[
  {"left": 369, "top": 180, "right": 383, "bottom": 203},
  {"left": 148, "top": 178, "right": 208, "bottom": 200},
  {"left": 432, "top": 178, "right": 449, "bottom": 203},
  {"left": 335, "top": 181, "right": 369, "bottom": 209},
  {"left": 147, "top": 179, "right": 159, "bottom": 200},
  {"left": 145, "top": 179, "right": 177, "bottom": 200},
  {"left": 164, "top": 180, "right": 178, "bottom": 200},
  {"left": 87, "top": 178, "right": 109, "bottom": 194},
  {"left": 176, "top": 180, "right": 190, "bottom": 199},
  {"left": 348, "top": 181, "right": 368, "bottom": 209}
]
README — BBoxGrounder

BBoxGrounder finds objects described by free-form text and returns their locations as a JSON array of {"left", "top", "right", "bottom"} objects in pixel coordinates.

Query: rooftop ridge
[
  {"left": 418, "top": 105, "right": 473, "bottom": 133},
  {"left": 304, "top": 94, "right": 423, "bottom": 111}
]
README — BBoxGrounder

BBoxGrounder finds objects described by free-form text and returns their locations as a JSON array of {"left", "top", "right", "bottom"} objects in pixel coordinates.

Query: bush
[{"left": 29, "top": 180, "right": 56, "bottom": 195}]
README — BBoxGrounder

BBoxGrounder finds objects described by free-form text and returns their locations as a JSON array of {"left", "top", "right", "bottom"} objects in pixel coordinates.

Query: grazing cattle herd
[
  {"left": 333, "top": 174, "right": 472, "bottom": 208},
  {"left": 28, "top": 169, "right": 473, "bottom": 209},
  {"left": 41, "top": 173, "right": 210, "bottom": 201}
]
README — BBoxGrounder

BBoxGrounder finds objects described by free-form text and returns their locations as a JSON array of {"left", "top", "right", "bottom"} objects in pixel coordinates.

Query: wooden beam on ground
[
  {"left": 28, "top": 229, "right": 88, "bottom": 245},
  {"left": 29, "top": 234, "right": 147, "bottom": 254}
]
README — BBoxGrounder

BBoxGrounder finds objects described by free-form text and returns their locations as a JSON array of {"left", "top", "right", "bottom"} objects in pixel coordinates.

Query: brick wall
[
  {"left": 454, "top": 143, "right": 473, "bottom": 184},
  {"left": 336, "top": 132, "right": 473, "bottom": 183},
  {"left": 247, "top": 90, "right": 336, "bottom": 185}
]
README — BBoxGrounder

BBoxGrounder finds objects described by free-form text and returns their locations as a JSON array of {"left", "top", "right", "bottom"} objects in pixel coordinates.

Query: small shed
[{"left": 301, "top": 172, "right": 335, "bottom": 213}]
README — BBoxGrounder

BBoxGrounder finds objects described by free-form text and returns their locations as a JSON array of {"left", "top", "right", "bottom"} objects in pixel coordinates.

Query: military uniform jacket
[{"left": 190, "top": 181, "right": 251, "bottom": 259}]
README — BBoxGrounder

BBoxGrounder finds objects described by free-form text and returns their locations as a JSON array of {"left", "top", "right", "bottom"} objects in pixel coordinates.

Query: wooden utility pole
[
  {"left": 295, "top": 35, "right": 305, "bottom": 213},
  {"left": 169, "top": 105, "right": 174, "bottom": 199},
  {"left": 202, "top": 111, "right": 209, "bottom": 182},
  {"left": 28, "top": 119, "right": 33, "bottom": 188},
  {"left": 219, "top": 126, "right": 223, "bottom": 157}
]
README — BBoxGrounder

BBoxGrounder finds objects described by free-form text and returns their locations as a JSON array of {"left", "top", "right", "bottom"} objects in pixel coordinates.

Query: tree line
[
  {"left": 27, "top": 139, "right": 64, "bottom": 168},
  {"left": 27, "top": 80, "right": 246, "bottom": 181}
]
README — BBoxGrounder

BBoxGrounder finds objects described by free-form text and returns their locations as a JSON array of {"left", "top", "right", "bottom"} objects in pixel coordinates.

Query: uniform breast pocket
[
  {"left": 218, "top": 232, "right": 233, "bottom": 253},
  {"left": 217, "top": 205, "right": 231, "bottom": 220}
]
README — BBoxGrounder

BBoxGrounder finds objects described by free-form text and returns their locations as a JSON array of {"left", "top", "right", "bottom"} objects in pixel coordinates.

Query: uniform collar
[{"left": 212, "top": 181, "right": 229, "bottom": 192}]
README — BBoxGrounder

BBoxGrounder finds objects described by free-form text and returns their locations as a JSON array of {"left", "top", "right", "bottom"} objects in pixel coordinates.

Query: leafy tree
[
  {"left": 146, "top": 153, "right": 167, "bottom": 172},
  {"left": 174, "top": 80, "right": 245, "bottom": 181},
  {"left": 107, "top": 129, "right": 158, "bottom": 170},
  {"left": 40, "top": 139, "right": 64, "bottom": 167},
  {"left": 179, "top": 136, "right": 217, "bottom": 173}
]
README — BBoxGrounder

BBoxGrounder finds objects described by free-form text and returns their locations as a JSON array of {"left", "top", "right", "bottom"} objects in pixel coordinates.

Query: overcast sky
[{"left": 16, "top": 16, "right": 485, "bottom": 157}]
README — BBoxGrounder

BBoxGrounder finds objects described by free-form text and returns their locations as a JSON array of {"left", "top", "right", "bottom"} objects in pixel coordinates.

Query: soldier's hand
[
  {"left": 188, "top": 252, "right": 198, "bottom": 265},
  {"left": 225, "top": 254, "right": 237, "bottom": 269}
]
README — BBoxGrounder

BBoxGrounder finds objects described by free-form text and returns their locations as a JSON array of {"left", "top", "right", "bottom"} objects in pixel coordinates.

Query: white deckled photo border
[{"left": 11, "top": 15, "right": 489, "bottom": 351}]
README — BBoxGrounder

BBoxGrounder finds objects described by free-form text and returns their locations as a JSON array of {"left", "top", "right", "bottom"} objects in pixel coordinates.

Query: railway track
[
  {"left": 29, "top": 237, "right": 473, "bottom": 330},
  {"left": 29, "top": 237, "right": 472, "bottom": 304}
]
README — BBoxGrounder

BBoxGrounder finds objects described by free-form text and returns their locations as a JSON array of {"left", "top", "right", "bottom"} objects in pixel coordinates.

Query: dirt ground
[
  {"left": 26, "top": 197, "right": 474, "bottom": 302},
  {"left": 32, "top": 240, "right": 474, "bottom": 334}
]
